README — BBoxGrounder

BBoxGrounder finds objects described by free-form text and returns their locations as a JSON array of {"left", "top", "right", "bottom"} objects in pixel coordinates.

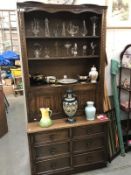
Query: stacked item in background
[
  {"left": 0, "top": 50, "right": 23, "bottom": 96},
  {"left": 103, "top": 83, "right": 120, "bottom": 161}
]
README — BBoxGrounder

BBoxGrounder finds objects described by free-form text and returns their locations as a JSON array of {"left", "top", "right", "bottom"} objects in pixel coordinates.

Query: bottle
[
  {"left": 89, "top": 65, "right": 98, "bottom": 83},
  {"left": 85, "top": 101, "right": 96, "bottom": 120}
]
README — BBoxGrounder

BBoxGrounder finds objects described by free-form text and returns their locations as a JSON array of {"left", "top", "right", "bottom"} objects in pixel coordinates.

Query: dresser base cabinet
[{"left": 27, "top": 117, "right": 109, "bottom": 175}]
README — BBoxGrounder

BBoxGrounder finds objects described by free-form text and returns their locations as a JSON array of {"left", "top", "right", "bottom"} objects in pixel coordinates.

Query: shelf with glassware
[
  {"left": 26, "top": 39, "right": 100, "bottom": 59},
  {"left": 27, "top": 37, "right": 100, "bottom": 87},
  {"left": 25, "top": 14, "right": 100, "bottom": 37},
  {"left": 119, "top": 44, "right": 131, "bottom": 151}
]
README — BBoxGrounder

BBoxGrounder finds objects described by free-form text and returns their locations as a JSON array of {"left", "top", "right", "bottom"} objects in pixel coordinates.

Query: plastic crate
[{"left": 11, "top": 68, "right": 22, "bottom": 77}]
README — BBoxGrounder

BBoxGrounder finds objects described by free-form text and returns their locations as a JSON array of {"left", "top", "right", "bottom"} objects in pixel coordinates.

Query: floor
[{"left": 0, "top": 94, "right": 131, "bottom": 175}]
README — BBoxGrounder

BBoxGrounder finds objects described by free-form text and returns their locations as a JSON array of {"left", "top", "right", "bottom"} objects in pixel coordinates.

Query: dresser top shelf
[{"left": 27, "top": 116, "right": 109, "bottom": 133}]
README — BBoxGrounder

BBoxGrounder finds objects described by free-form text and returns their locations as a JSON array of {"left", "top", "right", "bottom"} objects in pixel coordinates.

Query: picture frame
[{"left": 106, "top": 0, "right": 131, "bottom": 28}]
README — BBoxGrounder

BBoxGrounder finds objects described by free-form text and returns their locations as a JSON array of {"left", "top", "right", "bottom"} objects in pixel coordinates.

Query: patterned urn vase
[{"left": 63, "top": 88, "right": 78, "bottom": 123}]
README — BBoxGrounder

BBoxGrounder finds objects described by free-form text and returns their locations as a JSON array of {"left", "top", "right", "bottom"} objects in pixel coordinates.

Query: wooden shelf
[
  {"left": 14, "top": 88, "right": 23, "bottom": 91},
  {"left": 120, "top": 105, "right": 131, "bottom": 112},
  {"left": 118, "top": 86, "right": 131, "bottom": 92},
  {"left": 30, "top": 82, "right": 97, "bottom": 91},
  {"left": 28, "top": 55, "right": 99, "bottom": 61},
  {"left": 27, "top": 116, "right": 109, "bottom": 134},
  {"left": 26, "top": 36, "right": 100, "bottom": 39},
  {"left": 120, "top": 66, "right": 131, "bottom": 71}
]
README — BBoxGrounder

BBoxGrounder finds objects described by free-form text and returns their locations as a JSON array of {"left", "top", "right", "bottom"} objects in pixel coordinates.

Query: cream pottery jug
[{"left": 39, "top": 108, "right": 53, "bottom": 128}]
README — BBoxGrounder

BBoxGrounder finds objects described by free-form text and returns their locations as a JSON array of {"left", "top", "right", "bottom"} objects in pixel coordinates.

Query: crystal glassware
[
  {"left": 62, "top": 22, "right": 66, "bottom": 37},
  {"left": 44, "top": 18, "right": 50, "bottom": 37},
  {"left": 32, "top": 18, "right": 40, "bottom": 36},
  {"left": 53, "top": 24, "right": 60, "bottom": 37},
  {"left": 54, "top": 42, "right": 58, "bottom": 57},
  {"left": 33, "top": 43, "right": 42, "bottom": 58},
  {"left": 90, "top": 16, "right": 98, "bottom": 36},
  {"left": 90, "top": 42, "right": 96, "bottom": 55},
  {"left": 64, "top": 43, "right": 72, "bottom": 56},
  {"left": 82, "top": 45, "right": 87, "bottom": 56},
  {"left": 44, "top": 47, "right": 50, "bottom": 58},
  {"left": 71, "top": 43, "right": 78, "bottom": 56},
  {"left": 67, "top": 22, "right": 79, "bottom": 36},
  {"left": 81, "top": 20, "right": 88, "bottom": 36}
]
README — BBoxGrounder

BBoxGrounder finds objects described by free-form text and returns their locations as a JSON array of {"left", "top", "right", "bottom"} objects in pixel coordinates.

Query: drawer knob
[
  {"left": 86, "top": 140, "right": 92, "bottom": 147},
  {"left": 86, "top": 155, "right": 92, "bottom": 162},
  {"left": 50, "top": 162, "right": 56, "bottom": 169},
  {"left": 86, "top": 142, "right": 90, "bottom": 147},
  {"left": 49, "top": 147, "right": 56, "bottom": 155},
  {"left": 49, "top": 134, "right": 54, "bottom": 140},
  {"left": 86, "top": 128, "right": 92, "bottom": 134}
]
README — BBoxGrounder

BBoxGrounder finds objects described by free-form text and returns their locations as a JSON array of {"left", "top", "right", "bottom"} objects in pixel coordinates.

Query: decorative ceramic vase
[
  {"left": 89, "top": 65, "right": 98, "bottom": 83},
  {"left": 85, "top": 101, "right": 96, "bottom": 121},
  {"left": 63, "top": 89, "right": 78, "bottom": 123},
  {"left": 39, "top": 108, "right": 53, "bottom": 127}
]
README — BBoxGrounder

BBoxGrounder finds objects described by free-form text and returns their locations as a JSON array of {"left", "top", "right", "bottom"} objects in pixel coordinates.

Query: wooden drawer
[
  {"left": 35, "top": 156, "right": 70, "bottom": 173},
  {"left": 72, "top": 124, "right": 104, "bottom": 138},
  {"left": 73, "top": 135, "right": 104, "bottom": 154},
  {"left": 34, "top": 142, "right": 70, "bottom": 160},
  {"left": 33, "top": 129, "right": 69, "bottom": 144},
  {"left": 73, "top": 150, "right": 105, "bottom": 167}
]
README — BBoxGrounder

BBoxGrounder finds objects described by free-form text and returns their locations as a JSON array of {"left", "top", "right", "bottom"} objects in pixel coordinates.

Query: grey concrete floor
[{"left": 0, "top": 94, "right": 131, "bottom": 175}]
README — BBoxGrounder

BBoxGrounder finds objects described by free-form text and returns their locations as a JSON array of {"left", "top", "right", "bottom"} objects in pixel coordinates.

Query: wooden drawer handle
[
  {"left": 86, "top": 128, "right": 93, "bottom": 134},
  {"left": 86, "top": 155, "right": 92, "bottom": 162},
  {"left": 86, "top": 140, "right": 92, "bottom": 147},
  {"left": 50, "top": 162, "right": 56, "bottom": 169},
  {"left": 49, "top": 147, "right": 56, "bottom": 155},
  {"left": 49, "top": 134, "right": 55, "bottom": 140}
]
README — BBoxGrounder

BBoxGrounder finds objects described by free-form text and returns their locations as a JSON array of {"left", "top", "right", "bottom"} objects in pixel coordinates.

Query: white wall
[
  {"left": 0, "top": 0, "right": 17, "bottom": 9},
  {"left": 106, "top": 29, "right": 131, "bottom": 94}
]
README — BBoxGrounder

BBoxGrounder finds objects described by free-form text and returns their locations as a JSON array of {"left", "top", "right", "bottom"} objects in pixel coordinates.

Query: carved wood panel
[{"left": 28, "top": 87, "right": 96, "bottom": 122}]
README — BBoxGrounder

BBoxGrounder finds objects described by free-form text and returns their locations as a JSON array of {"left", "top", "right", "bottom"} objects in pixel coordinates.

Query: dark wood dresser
[
  {"left": 17, "top": 1, "right": 108, "bottom": 174},
  {"left": 28, "top": 117, "right": 109, "bottom": 175}
]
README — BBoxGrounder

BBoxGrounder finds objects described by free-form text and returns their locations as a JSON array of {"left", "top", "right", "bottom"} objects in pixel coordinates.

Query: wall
[
  {"left": 0, "top": 0, "right": 130, "bottom": 95},
  {"left": 106, "top": 29, "right": 131, "bottom": 95}
]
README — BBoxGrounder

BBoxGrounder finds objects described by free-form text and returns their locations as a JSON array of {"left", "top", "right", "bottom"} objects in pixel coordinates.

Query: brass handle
[
  {"left": 86, "top": 128, "right": 93, "bottom": 134},
  {"left": 86, "top": 140, "right": 92, "bottom": 147},
  {"left": 86, "top": 142, "right": 89, "bottom": 147},
  {"left": 50, "top": 147, "right": 56, "bottom": 155},
  {"left": 49, "top": 134, "right": 54, "bottom": 140},
  {"left": 86, "top": 155, "right": 92, "bottom": 162},
  {"left": 50, "top": 162, "right": 56, "bottom": 169},
  {"left": 86, "top": 129, "right": 90, "bottom": 134}
]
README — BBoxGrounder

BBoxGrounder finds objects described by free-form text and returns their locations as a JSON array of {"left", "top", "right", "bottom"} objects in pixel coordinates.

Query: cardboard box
[
  {"left": 4, "top": 78, "right": 13, "bottom": 86},
  {"left": 3, "top": 85, "right": 13, "bottom": 95}
]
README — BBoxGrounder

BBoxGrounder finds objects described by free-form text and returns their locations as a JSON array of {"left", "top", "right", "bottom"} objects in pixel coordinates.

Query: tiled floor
[{"left": 0, "top": 94, "right": 131, "bottom": 175}]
